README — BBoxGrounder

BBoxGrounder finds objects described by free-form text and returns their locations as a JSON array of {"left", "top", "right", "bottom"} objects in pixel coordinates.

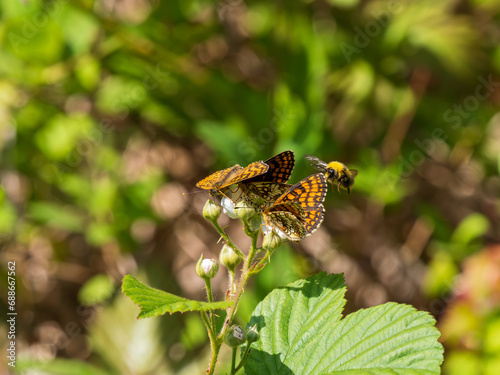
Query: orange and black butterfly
[
  {"left": 305, "top": 154, "right": 358, "bottom": 194},
  {"left": 262, "top": 173, "right": 327, "bottom": 241},
  {"left": 196, "top": 161, "right": 269, "bottom": 199},
  {"left": 243, "top": 150, "right": 295, "bottom": 184},
  {"left": 240, "top": 150, "right": 295, "bottom": 207}
]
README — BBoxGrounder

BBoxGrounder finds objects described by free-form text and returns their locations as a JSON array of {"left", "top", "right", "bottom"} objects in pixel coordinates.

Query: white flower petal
[
  {"left": 261, "top": 225, "right": 288, "bottom": 240},
  {"left": 274, "top": 228, "right": 288, "bottom": 240},
  {"left": 201, "top": 259, "right": 216, "bottom": 274},
  {"left": 221, "top": 197, "right": 238, "bottom": 219}
]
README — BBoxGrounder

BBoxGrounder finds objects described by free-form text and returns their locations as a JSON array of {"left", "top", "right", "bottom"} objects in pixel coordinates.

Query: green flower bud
[
  {"left": 246, "top": 214, "right": 263, "bottom": 233},
  {"left": 219, "top": 244, "right": 242, "bottom": 272},
  {"left": 224, "top": 325, "right": 246, "bottom": 347},
  {"left": 203, "top": 199, "right": 221, "bottom": 221},
  {"left": 246, "top": 324, "right": 260, "bottom": 344},
  {"left": 262, "top": 229, "right": 282, "bottom": 251},
  {"left": 196, "top": 255, "right": 219, "bottom": 279},
  {"left": 234, "top": 200, "right": 255, "bottom": 221}
]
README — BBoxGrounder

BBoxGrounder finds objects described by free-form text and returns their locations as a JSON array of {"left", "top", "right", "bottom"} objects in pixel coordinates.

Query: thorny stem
[
  {"left": 205, "top": 278, "right": 214, "bottom": 303},
  {"left": 249, "top": 249, "right": 273, "bottom": 275},
  {"left": 228, "top": 269, "right": 236, "bottom": 295},
  {"left": 204, "top": 278, "right": 216, "bottom": 328},
  {"left": 201, "top": 311, "right": 219, "bottom": 375},
  {"left": 205, "top": 216, "right": 266, "bottom": 374},
  {"left": 210, "top": 219, "right": 245, "bottom": 258},
  {"left": 218, "top": 229, "right": 259, "bottom": 341}
]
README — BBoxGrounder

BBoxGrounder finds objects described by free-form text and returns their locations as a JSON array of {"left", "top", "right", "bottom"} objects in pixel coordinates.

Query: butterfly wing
[
  {"left": 241, "top": 182, "right": 291, "bottom": 208},
  {"left": 196, "top": 165, "right": 243, "bottom": 190},
  {"left": 222, "top": 161, "right": 268, "bottom": 187},
  {"left": 244, "top": 151, "right": 295, "bottom": 183},
  {"left": 263, "top": 174, "right": 327, "bottom": 240},
  {"left": 263, "top": 203, "right": 306, "bottom": 241},
  {"left": 196, "top": 161, "right": 268, "bottom": 192},
  {"left": 302, "top": 205, "right": 325, "bottom": 236},
  {"left": 274, "top": 173, "right": 327, "bottom": 210}
]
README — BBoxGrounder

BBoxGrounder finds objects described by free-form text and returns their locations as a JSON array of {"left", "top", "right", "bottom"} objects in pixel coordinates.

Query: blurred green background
[{"left": 1, "top": 0, "right": 500, "bottom": 374}]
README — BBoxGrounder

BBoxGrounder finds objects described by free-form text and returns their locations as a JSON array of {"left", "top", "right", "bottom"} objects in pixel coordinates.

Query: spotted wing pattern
[
  {"left": 244, "top": 150, "right": 295, "bottom": 184},
  {"left": 241, "top": 182, "right": 291, "bottom": 208},
  {"left": 227, "top": 161, "right": 270, "bottom": 185},
  {"left": 263, "top": 173, "right": 327, "bottom": 241},
  {"left": 264, "top": 207, "right": 306, "bottom": 241},
  {"left": 302, "top": 207, "right": 325, "bottom": 236},
  {"left": 196, "top": 161, "right": 269, "bottom": 193},
  {"left": 274, "top": 173, "right": 327, "bottom": 209},
  {"left": 196, "top": 165, "right": 243, "bottom": 190},
  {"left": 238, "top": 151, "right": 295, "bottom": 207}
]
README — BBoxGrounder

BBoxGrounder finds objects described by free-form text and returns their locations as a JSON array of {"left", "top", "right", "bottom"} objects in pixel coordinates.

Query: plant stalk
[
  {"left": 200, "top": 311, "right": 219, "bottom": 375},
  {"left": 231, "top": 347, "right": 237, "bottom": 374},
  {"left": 218, "top": 230, "right": 259, "bottom": 340},
  {"left": 210, "top": 219, "right": 245, "bottom": 258}
]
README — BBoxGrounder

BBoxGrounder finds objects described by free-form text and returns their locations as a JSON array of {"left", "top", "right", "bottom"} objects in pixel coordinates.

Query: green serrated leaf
[
  {"left": 245, "top": 273, "right": 443, "bottom": 375},
  {"left": 122, "top": 275, "right": 233, "bottom": 319}
]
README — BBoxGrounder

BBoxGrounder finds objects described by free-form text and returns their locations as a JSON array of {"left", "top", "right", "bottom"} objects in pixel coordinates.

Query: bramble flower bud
[
  {"left": 224, "top": 325, "right": 246, "bottom": 347},
  {"left": 203, "top": 199, "right": 221, "bottom": 221},
  {"left": 234, "top": 200, "right": 255, "bottom": 221},
  {"left": 196, "top": 255, "right": 219, "bottom": 279},
  {"left": 221, "top": 197, "right": 238, "bottom": 219},
  {"left": 219, "top": 244, "right": 242, "bottom": 271},
  {"left": 246, "top": 214, "right": 263, "bottom": 233},
  {"left": 246, "top": 324, "right": 260, "bottom": 344},
  {"left": 262, "top": 229, "right": 283, "bottom": 251}
]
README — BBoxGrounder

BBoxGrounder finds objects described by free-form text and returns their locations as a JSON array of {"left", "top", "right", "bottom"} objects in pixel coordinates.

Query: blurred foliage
[
  {"left": 439, "top": 245, "right": 500, "bottom": 375},
  {"left": 0, "top": 0, "right": 499, "bottom": 373}
]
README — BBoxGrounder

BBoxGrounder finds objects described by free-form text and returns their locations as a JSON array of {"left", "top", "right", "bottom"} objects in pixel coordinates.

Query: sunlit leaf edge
[
  {"left": 122, "top": 275, "right": 233, "bottom": 319},
  {"left": 245, "top": 272, "right": 443, "bottom": 375}
]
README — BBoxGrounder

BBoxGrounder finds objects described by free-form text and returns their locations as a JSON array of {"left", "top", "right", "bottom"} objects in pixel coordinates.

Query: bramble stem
[
  {"left": 210, "top": 219, "right": 245, "bottom": 258},
  {"left": 205, "top": 278, "right": 214, "bottom": 303},
  {"left": 248, "top": 232, "right": 259, "bottom": 265},
  {"left": 200, "top": 311, "right": 219, "bottom": 375},
  {"left": 231, "top": 347, "right": 237, "bottom": 374},
  {"left": 248, "top": 250, "right": 272, "bottom": 275},
  {"left": 205, "top": 214, "right": 263, "bottom": 374},
  {"left": 228, "top": 269, "right": 236, "bottom": 295},
  {"left": 235, "top": 343, "right": 252, "bottom": 373},
  {"left": 218, "top": 229, "right": 259, "bottom": 341},
  {"left": 204, "top": 279, "right": 216, "bottom": 328}
]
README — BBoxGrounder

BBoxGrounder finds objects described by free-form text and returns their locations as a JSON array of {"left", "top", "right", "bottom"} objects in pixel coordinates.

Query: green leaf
[
  {"left": 16, "top": 358, "right": 109, "bottom": 375},
  {"left": 27, "top": 202, "right": 84, "bottom": 232},
  {"left": 78, "top": 274, "right": 115, "bottom": 306},
  {"left": 34, "top": 113, "right": 95, "bottom": 160},
  {"left": 122, "top": 275, "right": 233, "bottom": 318},
  {"left": 57, "top": 6, "right": 99, "bottom": 55},
  {"left": 451, "top": 213, "right": 490, "bottom": 245},
  {"left": 4, "top": 19, "right": 63, "bottom": 65},
  {"left": 245, "top": 273, "right": 443, "bottom": 375},
  {"left": 0, "top": 199, "right": 17, "bottom": 235},
  {"left": 326, "top": 0, "right": 359, "bottom": 8}
]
